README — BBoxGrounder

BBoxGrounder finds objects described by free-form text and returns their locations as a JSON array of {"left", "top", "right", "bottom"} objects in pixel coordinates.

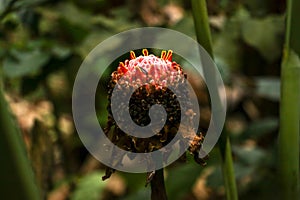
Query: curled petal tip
[
  {"left": 160, "top": 50, "right": 167, "bottom": 60},
  {"left": 142, "top": 49, "right": 149, "bottom": 56},
  {"left": 130, "top": 51, "right": 136, "bottom": 60},
  {"left": 166, "top": 50, "right": 173, "bottom": 61}
]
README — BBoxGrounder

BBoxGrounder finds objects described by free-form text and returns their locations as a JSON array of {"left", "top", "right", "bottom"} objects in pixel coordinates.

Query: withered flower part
[{"left": 103, "top": 49, "right": 206, "bottom": 181}]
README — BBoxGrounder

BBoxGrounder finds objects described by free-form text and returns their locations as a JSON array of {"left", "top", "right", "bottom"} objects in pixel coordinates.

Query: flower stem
[
  {"left": 278, "top": 0, "right": 300, "bottom": 198},
  {"left": 151, "top": 169, "right": 168, "bottom": 200},
  {"left": 191, "top": 0, "right": 213, "bottom": 59},
  {"left": 191, "top": 1, "right": 238, "bottom": 199},
  {"left": 0, "top": 78, "right": 40, "bottom": 199}
]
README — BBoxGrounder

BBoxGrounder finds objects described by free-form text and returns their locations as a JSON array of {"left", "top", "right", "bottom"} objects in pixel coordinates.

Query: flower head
[
  {"left": 111, "top": 49, "right": 185, "bottom": 91},
  {"left": 103, "top": 49, "right": 205, "bottom": 180}
]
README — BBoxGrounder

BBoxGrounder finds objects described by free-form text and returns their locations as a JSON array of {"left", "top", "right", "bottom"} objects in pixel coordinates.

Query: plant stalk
[
  {"left": 0, "top": 78, "right": 40, "bottom": 199},
  {"left": 278, "top": 0, "right": 300, "bottom": 198},
  {"left": 191, "top": 0, "right": 213, "bottom": 59},
  {"left": 151, "top": 169, "right": 168, "bottom": 200},
  {"left": 191, "top": 0, "right": 238, "bottom": 199}
]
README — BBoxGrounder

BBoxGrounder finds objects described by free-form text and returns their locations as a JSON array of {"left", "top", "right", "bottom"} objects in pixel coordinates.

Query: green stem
[
  {"left": 191, "top": 1, "right": 238, "bottom": 199},
  {"left": 0, "top": 78, "right": 40, "bottom": 199},
  {"left": 191, "top": 0, "right": 213, "bottom": 59},
  {"left": 219, "top": 131, "right": 238, "bottom": 200},
  {"left": 278, "top": 0, "right": 300, "bottom": 198}
]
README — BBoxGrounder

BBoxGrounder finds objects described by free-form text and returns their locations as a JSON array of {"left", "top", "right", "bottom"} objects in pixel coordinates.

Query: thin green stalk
[
  {"left": 218, "top": 130, "right": 238, "bottom": 200},
  {"left": 278, "top": 0, "right": 300, "bottom": 198},
  {"left": 191, "top": 0, "right": 213, "bottom": 58},
  {"left": 0, "top": 78, "right": 40, "bottom": 199},
  {"left": 191, "top": 1, "right": 238, "bottom": 199}
]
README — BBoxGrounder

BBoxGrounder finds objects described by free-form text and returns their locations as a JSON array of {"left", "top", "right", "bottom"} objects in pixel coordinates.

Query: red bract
[{"left": 112, "top": 49, "right": 184, "bottom": 91}]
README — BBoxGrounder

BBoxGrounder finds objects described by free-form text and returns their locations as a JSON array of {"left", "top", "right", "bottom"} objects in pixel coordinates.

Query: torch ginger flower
[{"left": 103, "top": 49, "right": 206, "bottom": 180}]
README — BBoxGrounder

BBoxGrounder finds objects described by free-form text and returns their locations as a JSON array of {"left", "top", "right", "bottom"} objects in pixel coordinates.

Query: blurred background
[{"left": 0, "top": 0, "right": 286, "bottom": 199}]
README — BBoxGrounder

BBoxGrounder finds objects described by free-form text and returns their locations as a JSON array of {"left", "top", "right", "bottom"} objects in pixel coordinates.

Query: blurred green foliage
[
  {"left": 0, "top": 0, "right": 287, "bottom": 199},
  {"left": 71, "top": 171, "right": 107, "bottom": 200}
]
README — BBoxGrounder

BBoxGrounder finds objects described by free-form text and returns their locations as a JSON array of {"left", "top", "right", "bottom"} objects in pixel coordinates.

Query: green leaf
[
  {"left": 241, "top": 15, "right": 285, "bottom": 62},
  {"left": 206, "top": 166, "right": 223, "bottom": 189},
  {"left": 119, "top": 172, "right": 146, "bottom": 193},
  {"left": 122, "top": 187, "right": 150, "bottom": 200},
  {"left": 241, "top": 118, "right": 278, "bottom": 140},
  {"left": 0, "top": 73, "right": 40, "bottom": 200},
  {"left": 71, "top": 171, "right": 107, "bottom": 200},
  {"left": 213, "top": 7, "right": 249, "bottom": 70},
  {"left": 213, "top": 33, "right": 242, "bottom": 71},
  {"left": 166, "top": 162, "right": 203, "bottom": 200},
  {"left": 76, "top": 31, "right": 112, "bottom": 58},
  {"left": 171, "top": 15, "right": 196, "bottom": 38},
  {"left": 57, "top": 3, "right": 93, "bottom": 29},
  {"left": 243, "top": 0, "right": 273, "bottom": 17},
  {"left": 233, "top": 163, "right": 255, "bottom": 181},
  {"left": 233, "top": 145, "right": 266, "bottom": 166},
  {"left": 51, "top": 45, "right": 71, "bottom": 59},
  {"left": 3, "top": 49, "right": 50, "bottom": 78},
  {"left": 254, "top": 77, "right": 280, "bottom": 101}
]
